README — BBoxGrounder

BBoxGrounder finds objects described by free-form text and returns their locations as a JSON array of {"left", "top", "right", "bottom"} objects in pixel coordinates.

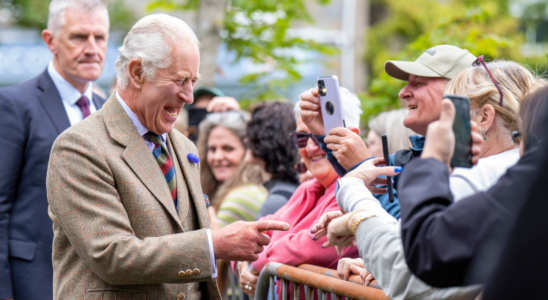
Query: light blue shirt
[
  {"left": 47, "top": 61, "right": 97, "bottom": 126},
  {"left": 115, "top": 90, "right": 217, "bottom": 278}
]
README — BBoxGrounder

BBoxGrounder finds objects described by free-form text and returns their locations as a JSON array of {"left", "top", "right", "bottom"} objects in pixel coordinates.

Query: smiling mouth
[
  {"left": 310, "top": 154, "right": 326, "bottom": 162},
  {"left": 164, "top": 107, "right": 179, "bottom": 117},
  {"left": 409, "top": 105, "right": 418, "bottom": 110}
]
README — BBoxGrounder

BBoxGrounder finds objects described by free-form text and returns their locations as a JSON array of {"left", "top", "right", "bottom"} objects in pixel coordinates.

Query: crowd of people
[{"left": 1, "top": 0, "right": 548, "bottom": 300}]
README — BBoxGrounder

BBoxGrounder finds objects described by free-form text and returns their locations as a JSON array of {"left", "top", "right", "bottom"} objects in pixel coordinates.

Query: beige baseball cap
[{"left": 385, "top": 45, "right": 477, "bottom": 81}]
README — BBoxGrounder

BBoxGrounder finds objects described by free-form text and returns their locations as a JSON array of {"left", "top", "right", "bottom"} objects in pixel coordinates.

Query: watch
[{"left": 349, "top": 211, "right": 376, "bottom": 235}]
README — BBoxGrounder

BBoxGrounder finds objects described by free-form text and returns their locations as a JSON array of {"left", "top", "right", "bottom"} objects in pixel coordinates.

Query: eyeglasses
[
  {"left": 472, "top": 55, "right": 503, "bottom": 107},
  {"left": 512, "top": 130, "right": 521, "bottom": 145},
  {"left": 206, "top": 111, "right": 247, "bottom": 125},
  {"left": 289, "top": 132, "right": 319, "bottom": 149}
]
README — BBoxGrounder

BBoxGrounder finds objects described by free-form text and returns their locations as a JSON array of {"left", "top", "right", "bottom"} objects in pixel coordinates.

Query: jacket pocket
[
  {"left": 8, "top": 239, "right": 37, "bottom": 261},
  {"left": 84, "top": 289, "right": 147, "bottom": 300}
]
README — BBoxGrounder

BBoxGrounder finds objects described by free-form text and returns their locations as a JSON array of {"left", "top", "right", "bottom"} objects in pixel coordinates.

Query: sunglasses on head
[
  {"left": 289, "top": 132, "right": 319, "bottom": 149},
  {"left": 472, "top": 55, "right": 503, "bottom": 107}
]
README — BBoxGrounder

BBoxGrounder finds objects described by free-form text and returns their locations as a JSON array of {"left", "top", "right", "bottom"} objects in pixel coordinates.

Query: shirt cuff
[{"left": 206, "top": 229, "right": 217, "bottom": 278}]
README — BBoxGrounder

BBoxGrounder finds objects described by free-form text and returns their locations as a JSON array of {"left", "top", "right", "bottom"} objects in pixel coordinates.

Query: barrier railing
[
  {"left": 297, "top": 264, "right": 381, "bottom": 289},
  {"left": 255, "top": 262, "right": 389, "bottom": 300}
]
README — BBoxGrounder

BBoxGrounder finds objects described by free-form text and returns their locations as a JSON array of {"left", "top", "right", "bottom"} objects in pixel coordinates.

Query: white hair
[
  {"left": 47, "top": 0, "right": 109, "bottom": 36},
  {"left": 294, "top": 87, "right": 363, "bottom": 129},
  {"left": 114, "top": 14, "right": 200, "bottom": 89}
]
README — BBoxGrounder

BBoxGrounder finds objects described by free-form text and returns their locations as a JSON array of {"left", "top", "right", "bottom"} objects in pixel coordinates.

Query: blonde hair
[
  {"left": 368, "top": 108, "right": 418, "bottom": 153},
  {"left": 445, "top": 60, "right": 547, "bottom": 137}
]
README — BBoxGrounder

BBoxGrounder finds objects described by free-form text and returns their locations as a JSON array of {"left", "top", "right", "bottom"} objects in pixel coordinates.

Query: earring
[{"left": 481, "top": 129, "right": 488, "bottom": 141}]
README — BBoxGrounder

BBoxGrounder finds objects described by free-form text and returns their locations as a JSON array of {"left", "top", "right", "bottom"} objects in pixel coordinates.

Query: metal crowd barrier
[
  {"left": 227, "top": 267, "right": 244, "bottom": 300},
  {"left": 255, "top": 262, "right": 389, "bottom": 300}
]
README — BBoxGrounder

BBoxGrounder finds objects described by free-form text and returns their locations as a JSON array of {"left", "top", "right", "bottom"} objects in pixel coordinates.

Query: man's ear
[
  {"left": 127, "top": 59, "right": 144, "bottom": 89},
  {"left": 349, "top": 127, "right": 360, "bottom": 135},
  {"left": 42, "top": 30, "right": 56, "bottom": 54},
  {"left": 480, "top": 104, "right": 496, "bottom": 131}
]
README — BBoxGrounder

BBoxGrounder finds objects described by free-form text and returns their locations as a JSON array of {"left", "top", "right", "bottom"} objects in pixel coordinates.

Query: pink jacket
[{"left": 252, "top": 178, "right": 359, "bottom": 271}]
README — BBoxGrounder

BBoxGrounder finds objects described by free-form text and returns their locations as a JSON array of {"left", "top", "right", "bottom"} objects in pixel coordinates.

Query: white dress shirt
[
  {"left": 115, "top": 91, "right": 217, "bottom": 278},
  {"left": 47, "top": 61, "right": 97, "bottom": 126}
]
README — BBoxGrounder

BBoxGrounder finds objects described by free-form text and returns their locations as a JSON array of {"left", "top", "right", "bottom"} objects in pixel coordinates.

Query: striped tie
[{"left": 145, "top": 132, "right": 177, "bottom": 209}]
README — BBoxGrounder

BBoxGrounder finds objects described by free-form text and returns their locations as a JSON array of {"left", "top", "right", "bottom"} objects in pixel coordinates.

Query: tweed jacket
[{"left": 46, "top": 94, "right": 221, "bottom": 300}]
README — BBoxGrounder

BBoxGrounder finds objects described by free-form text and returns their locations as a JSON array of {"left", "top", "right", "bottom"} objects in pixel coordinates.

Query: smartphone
[
  {"left": 317, "top": 76, "right": 345, "bottom": 134},
  {"left": 381, "top": 134, "right": 395, "bottom": 203},
  {"left": 187, "top": 107, "right": 208, "bottom": 143},
  {"left": 443, "top": 94, "right": 473, "bottom": 168}
]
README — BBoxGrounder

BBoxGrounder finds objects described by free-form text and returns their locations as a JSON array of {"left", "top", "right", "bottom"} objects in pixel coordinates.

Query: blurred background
[{"left": 0, "top": 0, "right": 547, "bottom": 125}]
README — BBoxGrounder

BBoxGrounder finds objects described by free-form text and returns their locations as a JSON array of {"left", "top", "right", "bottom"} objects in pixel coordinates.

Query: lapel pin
[{"left": 187, "top": 153, "right": 200, "bottom": 164}]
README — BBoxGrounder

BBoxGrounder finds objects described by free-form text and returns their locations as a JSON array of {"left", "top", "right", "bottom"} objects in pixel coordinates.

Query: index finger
[{"left": 253, "top": 220, "right": 290, "bottom": 232}]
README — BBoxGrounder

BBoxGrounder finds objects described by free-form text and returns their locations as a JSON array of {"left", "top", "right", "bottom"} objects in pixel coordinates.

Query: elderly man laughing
[{"left": 46, "top": 14, "right": 288, "bottom": 300}]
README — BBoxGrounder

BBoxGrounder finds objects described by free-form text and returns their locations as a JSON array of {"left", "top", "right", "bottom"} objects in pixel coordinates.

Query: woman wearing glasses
[
  {"left": 312, "top": 60, "right": 547, "bottom": 299},
  {"left": 234, "top": 88, "right": 377, "bottom": 299}
]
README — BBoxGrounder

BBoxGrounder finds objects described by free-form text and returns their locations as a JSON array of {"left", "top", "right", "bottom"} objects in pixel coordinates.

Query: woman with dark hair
[{"left": 246, "top": 101, "right": 300, "bottom": 219}]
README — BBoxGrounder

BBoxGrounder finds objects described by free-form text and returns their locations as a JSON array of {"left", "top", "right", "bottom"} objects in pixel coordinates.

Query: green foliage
[
  {"left": 148, "top": 0, "right": 338, "bottom": 102},
  {"left": 0, "top": 0, "right": 137, "bottom": 32},
  {"left": 361, "top": 0, "right": 545, "bottom": 127}
]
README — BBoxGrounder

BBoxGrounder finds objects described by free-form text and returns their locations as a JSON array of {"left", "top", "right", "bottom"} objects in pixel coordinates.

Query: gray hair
[
  {"left": 368, "top": 108, "right": 417, "bottom": 153},
  {"left": 47, "top": 0, "right": 109, "bottom": 36},
  {"left": 114, "top": 14, "right": 200, "bottom": 89},
  {"left": 294, "top": 87, "right": 363, "bottom": 129}
]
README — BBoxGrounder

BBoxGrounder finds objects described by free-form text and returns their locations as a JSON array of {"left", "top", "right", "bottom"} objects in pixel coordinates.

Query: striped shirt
[{"left": 216, "top": 184, "right": 268, "bottom": 228}]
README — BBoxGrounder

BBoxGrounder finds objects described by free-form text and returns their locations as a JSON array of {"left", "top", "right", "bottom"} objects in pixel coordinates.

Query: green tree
[
  {"left": 0, "top": 0, "right": 137, "bottom": 32},
  {"left": 360, "top": 0, "right": 545, "bottom": 127},
  {"left": 148, "top": 0, "right": 339, "bottom": 102}
]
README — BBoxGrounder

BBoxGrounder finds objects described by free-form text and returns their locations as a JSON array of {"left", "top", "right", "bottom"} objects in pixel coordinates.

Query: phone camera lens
[{"left": 325, "top": 101, "right": 334, "bottom": 115}]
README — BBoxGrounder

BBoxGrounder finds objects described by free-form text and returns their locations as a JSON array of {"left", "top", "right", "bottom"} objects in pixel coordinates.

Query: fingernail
[
  {"left": 317, "top": 224, "right": 320, "bottom": 230},
  {"left": 310, "top": 228, "right": 313, "bottom": 233},
  {"left": 283, "top": 224, "right": 289, "bottom": 230},
  {"left": 321, "top": 245, "right": 324, "bottom": 248},
  {"left": 394, "top": 166, "right": 403, "bottom": 173}
]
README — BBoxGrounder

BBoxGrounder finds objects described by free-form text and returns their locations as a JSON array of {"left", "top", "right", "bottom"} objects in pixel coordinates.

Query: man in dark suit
[{"left": 0, "top": 1, "right": 109, "bottom": 299}]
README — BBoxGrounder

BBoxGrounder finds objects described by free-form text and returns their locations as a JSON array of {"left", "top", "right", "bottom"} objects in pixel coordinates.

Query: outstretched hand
[
  {"left": 299, "top": 88, "right": 326, "bottom": 135},
  {"left": 345, "top": 158, "right": 402, "bottom": 194},
  {"left": 211, "top": 220, "right": 289, "bottom": 261}
]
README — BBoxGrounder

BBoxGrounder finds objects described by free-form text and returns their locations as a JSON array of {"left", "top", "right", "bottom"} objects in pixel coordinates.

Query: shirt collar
[
  {"left": 409, "top": 135, "right": 425, "bottom": 151},
  {"left": 115, "top": 90, "right": 167, "bottom": 142},
  {"left": 47, "top": 61, "right": 94, "bottom": 106}
]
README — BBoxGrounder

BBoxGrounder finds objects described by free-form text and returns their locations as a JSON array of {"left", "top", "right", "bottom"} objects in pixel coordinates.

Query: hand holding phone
[
  {"left": 381, "top": 134, "right": 394, "bottom": 203},
  {"left": 317, "top": 76, "right": 345, "bottom": 134},
  {"left": 443, "top": 94, "right": 473, "bottom": 168}
]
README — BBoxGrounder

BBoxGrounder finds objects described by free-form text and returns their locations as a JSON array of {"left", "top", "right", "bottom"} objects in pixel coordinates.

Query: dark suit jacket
[
  {"left": 398, "top": 136, "right": 545, "bottom": 288},
  {"left": 0, "top": 69, "right": 105, "bottom": 299}
]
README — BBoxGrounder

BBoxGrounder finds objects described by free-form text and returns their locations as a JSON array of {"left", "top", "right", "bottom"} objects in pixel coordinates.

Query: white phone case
[{"left": 317, "top": 75, "right": 345, "bottom": 135}]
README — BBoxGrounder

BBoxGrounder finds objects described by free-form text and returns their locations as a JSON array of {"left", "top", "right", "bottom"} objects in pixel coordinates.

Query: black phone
[
  {"left": 187, "top": 107, "right": 208, "bottom": 143},
  {"left": 381, "top": 134, "right": 394, "bottom": 203},
  {"left": 443, "top": 94, "right": 473, "bottom": 168}
]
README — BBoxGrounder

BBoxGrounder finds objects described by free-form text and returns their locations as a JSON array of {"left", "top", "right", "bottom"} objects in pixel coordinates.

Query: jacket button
[
  {"left": 186, "top": 269, "right": 193, "bottom": 276},
  {"left": 193, "top": 268, "right": 200, "bottom": 276},
  {"left": 177, "top": 292, "right": 185, "bottom": 300},
  {"left": 178, "top": 271, "right": 186, "bottom": 278}
]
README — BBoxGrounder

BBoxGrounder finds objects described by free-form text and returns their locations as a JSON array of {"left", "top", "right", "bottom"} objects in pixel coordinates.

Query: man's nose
[
  {"left": 399, "top": 83, "right": 412, "bottom": 100},
  {"left": 178, "top": 89, "right": 194, "bottom": 105},
  {"left": 83, "top": 35, "right": 99, "bottom": 55}
]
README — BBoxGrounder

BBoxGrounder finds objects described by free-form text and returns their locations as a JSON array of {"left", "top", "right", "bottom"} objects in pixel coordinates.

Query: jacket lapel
[
  {"left": 36, "top": 70, "right": 71, "bottom": 134},
  {"left": 92, "top": 93, "right": 106, "bottom": 109},
  {"left": 169, "top": 131, "right": 210, "bottom": 229},
  {"left": 103, "top": 94, "right": 182, "bottom": 229}
]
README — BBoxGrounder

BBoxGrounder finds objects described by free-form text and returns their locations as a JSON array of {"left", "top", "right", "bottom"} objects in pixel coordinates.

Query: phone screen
[{"left": 444, "top": 94, "right": 473, "bottom": 168}]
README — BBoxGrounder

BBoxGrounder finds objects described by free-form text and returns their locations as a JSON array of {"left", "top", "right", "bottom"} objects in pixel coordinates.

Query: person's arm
[
  {"left": 315, "top": 135, "right": 347, "bottom": 177},
  {"left": 355, "top": 218, "right": 482, "bottom": 300},
  {"left": 252, "top": 202, "right": 356, "bottom": 272},
  {"left": 0, "top": 93, "right": 24, "bottom": 300}
]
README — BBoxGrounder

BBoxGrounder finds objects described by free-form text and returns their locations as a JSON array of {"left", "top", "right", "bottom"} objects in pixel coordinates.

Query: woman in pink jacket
[{"left": 233, "top": 92, "right": 363, "bottom": 299}]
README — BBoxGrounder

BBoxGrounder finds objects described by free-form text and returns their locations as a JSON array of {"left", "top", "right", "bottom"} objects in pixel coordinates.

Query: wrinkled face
[
  {"left": 366, "top": 130, "right": 383, "bottom": 158},
  {"left": 138, "top": 45, "right": 200, "bottom": 134},
  {"left": 399, "top": 75, "right": 448, "bottom": 135},
  {"left": 51, "top": 9, "right": 109, "bottom": 83},
  {"left": 296, "top": 116, "right": 338, "bottom": 186},
  {"left": 207, "top": 126, "right": 246, "bottom": 182}
]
